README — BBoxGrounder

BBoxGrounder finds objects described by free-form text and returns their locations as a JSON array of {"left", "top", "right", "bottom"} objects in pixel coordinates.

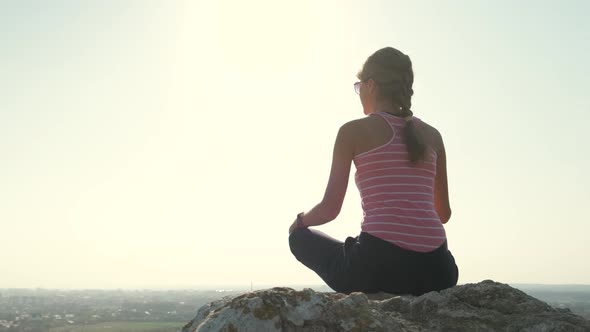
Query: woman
[{"left": 288, "top": 47, "right": 458, "bottom": 296}]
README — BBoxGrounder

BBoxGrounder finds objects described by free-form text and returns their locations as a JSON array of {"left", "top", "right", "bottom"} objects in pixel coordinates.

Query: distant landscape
[
  {"left": 510, "top": 284, "right": 590, "bottom": 320},
  {"left": 1, "top": 283, "right": 588, "bottom": 331}
]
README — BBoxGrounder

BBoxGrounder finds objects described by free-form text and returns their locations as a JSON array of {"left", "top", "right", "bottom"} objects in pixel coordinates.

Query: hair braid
[{"left": 359, "top": 47, "right": 427, "bottom": 162}]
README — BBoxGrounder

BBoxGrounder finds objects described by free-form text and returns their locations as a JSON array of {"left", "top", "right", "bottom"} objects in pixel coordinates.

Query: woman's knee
[{"left": 288, "top": 228, "right": 309, "bottom": 258}]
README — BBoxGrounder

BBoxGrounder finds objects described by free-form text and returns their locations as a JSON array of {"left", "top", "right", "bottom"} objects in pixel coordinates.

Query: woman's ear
[{"left": 367, "top": 79, "right": 378, "bottom": 96}]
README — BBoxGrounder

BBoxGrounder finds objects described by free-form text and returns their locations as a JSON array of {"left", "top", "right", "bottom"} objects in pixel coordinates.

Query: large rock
[{"left": 182, "top": 280, "right": 590, "bottom": 332}]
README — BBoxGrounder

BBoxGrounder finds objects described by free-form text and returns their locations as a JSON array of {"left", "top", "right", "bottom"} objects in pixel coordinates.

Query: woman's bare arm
[
  {"left": 296, "top": 121, "right": 355, "bottom": 227},
  {"left": 433, "top": 129, "right": 452, "bottom": 224}
]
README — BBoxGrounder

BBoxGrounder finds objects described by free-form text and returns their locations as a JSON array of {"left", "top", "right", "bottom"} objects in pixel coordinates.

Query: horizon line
[{"left": 2, "top": 282, "right": 590, "bottom": 291}]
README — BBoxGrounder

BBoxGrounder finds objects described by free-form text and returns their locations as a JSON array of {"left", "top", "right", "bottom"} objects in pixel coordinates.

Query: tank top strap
[{"left": 372, "top": 111, "right": 407, "bottom": 129}]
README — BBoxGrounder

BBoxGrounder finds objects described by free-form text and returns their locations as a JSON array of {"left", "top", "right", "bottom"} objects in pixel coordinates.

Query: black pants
[{"left": 289, "top": 228, "right": 459, "bottom": 295}]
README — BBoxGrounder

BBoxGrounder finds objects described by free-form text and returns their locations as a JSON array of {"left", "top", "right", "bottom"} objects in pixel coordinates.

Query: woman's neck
[{"left": 372, "top": 100, "right": 402, "bottom": 115}]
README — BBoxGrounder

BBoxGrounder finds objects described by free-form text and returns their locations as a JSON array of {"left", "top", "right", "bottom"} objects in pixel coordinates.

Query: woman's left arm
[{"left": 290, "top": 121, "right": 356, "bottom": 232}]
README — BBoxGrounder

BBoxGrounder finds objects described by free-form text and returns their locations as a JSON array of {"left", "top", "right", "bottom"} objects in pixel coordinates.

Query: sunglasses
[{"left": 354, "top": 81, "right": 362, "bottom": 94}]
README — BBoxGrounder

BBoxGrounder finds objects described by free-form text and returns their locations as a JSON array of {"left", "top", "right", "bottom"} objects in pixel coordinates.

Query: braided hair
[{"left": 357, "top": 47, "right": 427, "bottom": 162}]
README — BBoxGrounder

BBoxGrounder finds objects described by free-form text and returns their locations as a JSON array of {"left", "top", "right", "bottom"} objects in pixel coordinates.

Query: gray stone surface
[{"left": 182, "top": 280, "right": 590, "bottom": 332}]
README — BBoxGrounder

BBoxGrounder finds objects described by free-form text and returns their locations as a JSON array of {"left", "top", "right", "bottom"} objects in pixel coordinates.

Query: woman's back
[{"left": 352, "top": 111, "right": 448, "bottom": 252}]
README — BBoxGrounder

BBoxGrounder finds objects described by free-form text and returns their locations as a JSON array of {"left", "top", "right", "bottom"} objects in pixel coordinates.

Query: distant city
[{"left": 0, "top": 284, "right": 588, "bottom": 331}]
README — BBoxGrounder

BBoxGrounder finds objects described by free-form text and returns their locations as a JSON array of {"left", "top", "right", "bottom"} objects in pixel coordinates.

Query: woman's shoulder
[
  {"left": 414, "top": 118, "right": 444, "bottom": 152},
  {"left": 414, "top": 117, "right": 439, "bottom": 136},
  {"left": 338, "top": 115, "right": 371, "bottom": 133},
  {"left": 343, "top": 114, "right": 382, "bottom": 131}
]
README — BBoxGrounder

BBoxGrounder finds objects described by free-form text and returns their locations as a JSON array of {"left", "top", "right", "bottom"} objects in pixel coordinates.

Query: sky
[{"left": 1, "top": 0, "right": 589, "bottom": 289}]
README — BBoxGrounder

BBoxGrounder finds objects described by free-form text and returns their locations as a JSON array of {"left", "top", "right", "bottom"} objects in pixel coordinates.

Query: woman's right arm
[{"left": 434, "top": 129, "right": 452, "bottom": 224}]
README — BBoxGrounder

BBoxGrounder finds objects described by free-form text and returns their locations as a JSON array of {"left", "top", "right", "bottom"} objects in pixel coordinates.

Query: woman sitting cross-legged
[{"left": 288, "top": 47, "right": 459, "bottom": 296}]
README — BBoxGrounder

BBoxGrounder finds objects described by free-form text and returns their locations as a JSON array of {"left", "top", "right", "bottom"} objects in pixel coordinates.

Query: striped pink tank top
[{"left": 353, "top": 111, "right": 446, "bottom": 253}]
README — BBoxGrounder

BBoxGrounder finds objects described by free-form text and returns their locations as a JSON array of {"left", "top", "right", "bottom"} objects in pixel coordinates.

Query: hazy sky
[{"left": 1, "top": 0, "right": 589, "bottom": 289}]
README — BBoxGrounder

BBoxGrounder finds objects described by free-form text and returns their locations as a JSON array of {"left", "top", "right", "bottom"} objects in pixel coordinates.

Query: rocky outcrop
[{"left": 182, "top": 280, "right": 590, "bottom": 332}]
